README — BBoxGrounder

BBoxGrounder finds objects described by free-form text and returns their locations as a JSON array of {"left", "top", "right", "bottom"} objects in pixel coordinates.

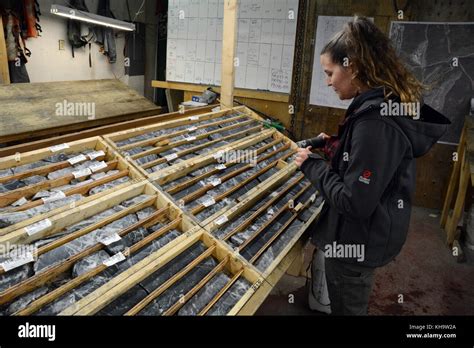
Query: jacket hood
[{"left": 348, "top": 87, "right": 451, "bottom": 158}]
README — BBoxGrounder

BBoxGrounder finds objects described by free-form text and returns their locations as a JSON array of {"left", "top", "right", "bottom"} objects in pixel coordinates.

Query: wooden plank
[
  {"left": 0, "top": 79, "right": 160, "bottom": 142},
  {"left": 446, "top": 147, "right": 470, "bottom": 246},
  {"left": 220, "top": 0, "right": 239, "bottom": 108},
  {"left": 441, "top": 125, "right": 466, "bottom": 228},
  {"left": 0, "top": 16, "right": 10, "bottom": 85},
  {"left": 152, "top": 80, "right": 290, "bottom": 103}
]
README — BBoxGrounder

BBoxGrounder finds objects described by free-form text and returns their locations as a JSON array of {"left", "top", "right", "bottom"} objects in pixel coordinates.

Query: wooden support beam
[
  {"left": 220, "top": 0, "right": 239, "bottom": 108},
  {"left": 0, "top": 16, "right": 10, "bottom": 85}
]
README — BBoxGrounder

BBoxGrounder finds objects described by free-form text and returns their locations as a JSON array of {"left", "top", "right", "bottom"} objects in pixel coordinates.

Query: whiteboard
[
  {"left": 309, "top": 16, "right": 354, "bottom": 109},
  {"left": 166, "top": 0, "right": 299, "bottom": 94}
]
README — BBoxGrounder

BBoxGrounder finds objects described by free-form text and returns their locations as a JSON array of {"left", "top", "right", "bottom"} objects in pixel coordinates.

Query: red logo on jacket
[{"left": 359, "top": 170, "right": 372, "bottom": 185}]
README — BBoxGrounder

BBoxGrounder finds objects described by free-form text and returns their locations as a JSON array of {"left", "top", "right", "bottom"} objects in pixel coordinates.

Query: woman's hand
[
  {"left": 319, "top": 132, "right": 331, "bottom": 141},
  {"left": 295, "top": 146, "right": 313, "bottom": 168}
]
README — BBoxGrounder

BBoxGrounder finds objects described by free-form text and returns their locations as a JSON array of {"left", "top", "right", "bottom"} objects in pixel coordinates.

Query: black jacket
[{"left": 300, "top": 87, "right": 450, "bottom": 267}]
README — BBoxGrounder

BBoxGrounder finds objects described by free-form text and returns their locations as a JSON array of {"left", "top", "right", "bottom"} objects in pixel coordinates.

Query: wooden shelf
[{"left": 152, "top": 80, "right": 290, "bottom": 103}]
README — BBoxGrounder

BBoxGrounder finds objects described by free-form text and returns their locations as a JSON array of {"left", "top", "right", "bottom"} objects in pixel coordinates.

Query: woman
[{"left": 295, "top": 16, "right": 450, "bottom": 315}]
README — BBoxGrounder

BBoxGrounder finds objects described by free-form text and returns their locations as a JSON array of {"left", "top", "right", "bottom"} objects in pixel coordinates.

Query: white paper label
[
  {"left": 310, "top": 194, "right": 316, "bottom": 203},
  {"left": 100, "top": 233, "right": 122, "bottom": 246},
  {"left": 72, "top": 168, "right": 92, "bottom": 179},
  {"left": 103, "top": 252, "right": 126, "bottom": 267},
  {"left": 12, "top": 197, "right": 28, "bottom": 207},
  {"left": 49, "top": 143, "right": 70, "bottom": 152},
  {"left": 88, "top": 150, "right": 106, "bottom": 160},
  {"left": 189, "top": 116, "right": 199, "bottom": 121},
  {"left": 185, "top": 136, "right": 197, "bottom": 142},
  {"left": 210, "top": 178, "right": 222, "bottom": 187},
  {"left": 215, "top": 215, "right": 228, "bottom": 226},
  {"left": 89, "top": 161, "right": 108, "bottom": 173},
  {"left": 67, "top": 154, "right": 87, "bottom": 165},
  {"left": 215, "top": 164, "right": 227, "bottom": 171},
  {"left": 202, "top": 196, "right": 216, "bottom": 207},
  {"left": 0, "top": 252, "right": 35, "bottom": 272},
  {"left": 165, "top": 153, "right": 178, "bottom": 162},
  {"left": 25, "top": 219, "right": 52, "bottom": 236},
  {"left": 42, "top": 191, "right": 66, "bottom": 204},
  {"left": 187, "top": 126, "right": 198, "bottom": 132}
]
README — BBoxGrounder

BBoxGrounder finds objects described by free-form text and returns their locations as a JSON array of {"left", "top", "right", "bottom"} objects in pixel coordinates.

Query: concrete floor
[{"left": 255, "top": 206, "right": 474, "bottom": 315}]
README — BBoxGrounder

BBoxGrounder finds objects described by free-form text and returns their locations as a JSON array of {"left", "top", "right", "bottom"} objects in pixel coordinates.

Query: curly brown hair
[{"left": 321, "top": 15, "right": 425, "bottom": 105}]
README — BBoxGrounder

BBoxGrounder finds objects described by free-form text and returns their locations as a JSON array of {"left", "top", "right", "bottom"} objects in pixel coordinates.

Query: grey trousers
[{"left": 325, "top": 257, "right": 375, "bottom": 315}]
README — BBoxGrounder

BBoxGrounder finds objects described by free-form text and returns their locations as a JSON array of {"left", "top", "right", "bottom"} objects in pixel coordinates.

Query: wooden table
[{"left": 0, "top": 79, "right": 160, "bottom": 144}]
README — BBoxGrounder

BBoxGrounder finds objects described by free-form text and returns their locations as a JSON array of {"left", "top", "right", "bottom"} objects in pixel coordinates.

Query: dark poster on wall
[{"left": 390, "top": 21, "right": 474, "bottom": 144}]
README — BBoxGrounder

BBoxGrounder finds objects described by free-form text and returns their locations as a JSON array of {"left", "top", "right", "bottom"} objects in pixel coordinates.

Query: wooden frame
[
  {"left": 0, "top": 137, "right": 145, "bottom": 239},
  {"left": 202, "top": 162, "right": 325, "bottom": 280},
  {"left": 0, "top": 102, "right": 324, "bottom": 315},
  {"left": 0, "top": 80, "right": 161, "bottom": 144},
  {"left": 58, "top": 229, "right": 266, "bottom": 316},
  {"left": 1, "top": 181, "right": 199, "bottom": 313},
  {"left": 151, "top": 81, "right": 290, "bottom": 103},
  {"left": 103, "top": 106, "right": 266, "bottom": 178}
]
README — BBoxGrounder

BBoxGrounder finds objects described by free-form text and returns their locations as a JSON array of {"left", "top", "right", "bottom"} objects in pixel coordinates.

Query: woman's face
[{"left": 320, "top": 53, "right": 361, "bottom": 100}]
